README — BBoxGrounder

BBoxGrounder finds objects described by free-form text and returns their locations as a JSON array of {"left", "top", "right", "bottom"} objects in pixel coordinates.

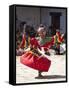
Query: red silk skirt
[{"left": 20, "top": 51, "right": 51, "bottom": 72}]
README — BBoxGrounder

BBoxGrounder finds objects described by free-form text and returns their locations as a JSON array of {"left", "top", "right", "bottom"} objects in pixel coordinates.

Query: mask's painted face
[{"left": 38, "top": 27, "right": 46, "bottom": 38}]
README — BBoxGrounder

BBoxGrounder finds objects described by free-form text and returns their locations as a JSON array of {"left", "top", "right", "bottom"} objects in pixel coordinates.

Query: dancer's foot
[{"left": 38, "top": 71, "right": 43, "bottom": 77}]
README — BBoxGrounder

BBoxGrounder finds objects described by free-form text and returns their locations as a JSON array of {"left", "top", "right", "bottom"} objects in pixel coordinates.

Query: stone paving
[{"left": 16, "top": 50, "right": 66, "bottom": 84}]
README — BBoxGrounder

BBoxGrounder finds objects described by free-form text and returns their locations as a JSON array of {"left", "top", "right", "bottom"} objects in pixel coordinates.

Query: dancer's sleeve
[
  {"left": 30, "top": 37, "right": 41, "bottom": 50},
  {"left": 41, "top": 37, "right": 54, "bottom": 50}
]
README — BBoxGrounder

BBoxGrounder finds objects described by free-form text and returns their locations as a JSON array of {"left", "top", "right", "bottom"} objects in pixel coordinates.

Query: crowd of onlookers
[{"left": 16, "top": 22, "right": 66, "bottom": 56}]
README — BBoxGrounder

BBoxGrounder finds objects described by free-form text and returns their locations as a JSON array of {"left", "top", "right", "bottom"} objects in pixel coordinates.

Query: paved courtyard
[{"left": 16, "top": 50, "right": 66, "bottom": 84}]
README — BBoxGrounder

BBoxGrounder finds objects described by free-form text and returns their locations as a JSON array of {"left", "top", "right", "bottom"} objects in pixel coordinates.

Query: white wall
[
  {"left": 16, "top": 7, "right": 40, "bottom": 28},
  {"left": 16, "top": 7, "right": 66, "bottom": 34},
  {"left": 41, "top": 8, "right": 66, "bottom": 34}
]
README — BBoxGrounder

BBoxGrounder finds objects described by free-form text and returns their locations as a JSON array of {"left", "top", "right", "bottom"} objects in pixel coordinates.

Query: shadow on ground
[{"left": 35, "top": 75, "right": 66, "bottom": 79}]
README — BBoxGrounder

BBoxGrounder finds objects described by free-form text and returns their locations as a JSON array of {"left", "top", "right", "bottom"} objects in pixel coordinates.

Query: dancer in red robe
[{"left": 20, "top": 25, "right": 52, "bottom": 77}]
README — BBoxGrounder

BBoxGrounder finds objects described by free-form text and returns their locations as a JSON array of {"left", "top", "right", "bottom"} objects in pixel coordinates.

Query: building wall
[
  {"left": 16, "top": 7, "right": 40, "bottom": 29},
  {"left": 41, "top": 8, "right": 66, "bottom": 34},
  {"left": 16, "top": 7, "right": 66, "bottom": 34}
]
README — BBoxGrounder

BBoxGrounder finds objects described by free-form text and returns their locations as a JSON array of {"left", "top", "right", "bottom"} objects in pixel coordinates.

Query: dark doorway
[{"left": 50, "top": 12, "right": 61, "bottom": 36}]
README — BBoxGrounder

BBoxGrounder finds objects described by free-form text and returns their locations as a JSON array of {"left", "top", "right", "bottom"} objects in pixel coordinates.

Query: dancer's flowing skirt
[{"left": 20, "top": 51, "right": 51, "bottom": 72}]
